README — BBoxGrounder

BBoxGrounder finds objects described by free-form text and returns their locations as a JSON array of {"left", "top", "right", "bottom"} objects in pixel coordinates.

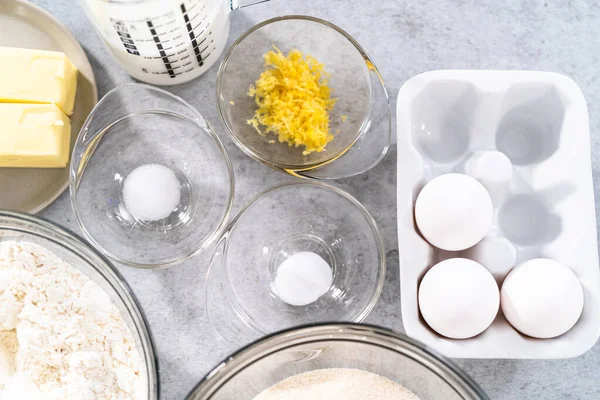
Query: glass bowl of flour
[
  {"left": 186, "top": 323, "right": 488, "bottom": 400},
  {"left": 0, "top": 211, "right": 158, "bottom": 399}
]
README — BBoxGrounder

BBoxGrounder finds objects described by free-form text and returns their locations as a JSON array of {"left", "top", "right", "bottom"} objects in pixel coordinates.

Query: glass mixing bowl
[
  {"left": 0, "top": 211, "right": 158, "bottom": 398},
  {"left": 70, "top": 83, "right": 234, "bottom": 269},
  {"left": 206, "top": 182, "right": 385, "bottom": 349},
  {"left": 186, "top": 324, "right": 488, "bottom": 399},
  {"left": 217, "top": 16, "right": 391, "bottom": 179}
]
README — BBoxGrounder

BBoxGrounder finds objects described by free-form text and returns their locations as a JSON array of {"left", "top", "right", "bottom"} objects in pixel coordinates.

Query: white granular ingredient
[
  {"left": 0, "top": 241, "right": 146, "bottom": 400},
  {"left": 273, "top": 252, "right": 333, "bottom": 306},
  {"left": 252, "top": 368, "right": 421, "bottom": 400},
  {"left": 123, "top": 163, "right": 181, "bottom": 222}
]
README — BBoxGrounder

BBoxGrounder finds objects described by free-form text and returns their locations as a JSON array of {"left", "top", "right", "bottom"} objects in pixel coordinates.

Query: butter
[
  {"left": 0, "top": 104, "right": 71, "bottom": 168},
  {"left": 0, "top": 46, "right": 78, "bottom": 115}
]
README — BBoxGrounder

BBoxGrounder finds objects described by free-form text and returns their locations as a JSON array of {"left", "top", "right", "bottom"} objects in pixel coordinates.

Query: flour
[
  {"left": 252, "top": 368, "right": 420, "bottom": 400},
  {"left": 0, "top": 241, "right": 146, "bottom": 400}
]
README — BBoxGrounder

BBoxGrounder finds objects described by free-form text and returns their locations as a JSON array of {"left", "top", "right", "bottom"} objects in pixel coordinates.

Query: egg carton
[{"left": 396, "top": 70, "right": 600, "bottom": 359}]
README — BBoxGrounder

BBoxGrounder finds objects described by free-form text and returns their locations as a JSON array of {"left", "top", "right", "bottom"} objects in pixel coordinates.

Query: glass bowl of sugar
[
  {"left": 186, "top": 324, "right": 488, "bottom": 400},
  {"left": 205, "top": 182, "right": 386, "bottom": 349},
  {"left": 70, "top": 83, "right": 234, "bottom": 268}
]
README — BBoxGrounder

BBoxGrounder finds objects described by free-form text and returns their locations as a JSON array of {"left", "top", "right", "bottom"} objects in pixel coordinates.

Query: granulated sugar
[{"left": 252, "top": 368, "right": 421, "bottom": 400}]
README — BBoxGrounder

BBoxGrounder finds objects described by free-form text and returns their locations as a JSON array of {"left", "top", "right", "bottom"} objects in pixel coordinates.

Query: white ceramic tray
[{"left": 397, "top": 70, "right": 600, "bottom": 359}]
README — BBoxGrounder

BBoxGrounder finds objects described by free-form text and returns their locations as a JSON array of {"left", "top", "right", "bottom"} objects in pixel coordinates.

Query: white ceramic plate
[
  {"left": 0, "top": 0, "right": 97, "bottom": 213},
  {"left": 397, "top": 70, "right": 600, "bottom": 359}
]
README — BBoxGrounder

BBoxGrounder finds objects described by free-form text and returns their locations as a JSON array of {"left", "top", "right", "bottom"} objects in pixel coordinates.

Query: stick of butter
[
  {"left": 0, "top": 104, "right": 71, "bottom": 168},
  {"left": 0, "top": 46, "right": 78, "bottom": 115}
]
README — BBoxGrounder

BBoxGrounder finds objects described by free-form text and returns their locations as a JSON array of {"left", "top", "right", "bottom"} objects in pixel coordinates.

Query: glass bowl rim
[
  {"left": 69, "top": 82, "right": 236, "bottom": 269},
  {"left": 216, "top": 15, "right": 375, "bottom": 172},
  {"left": 0, "top": 210, "right": 159, "bottom": 398},
  {"left": 209, "top": 181, "right": 386, "bottom": 336},
  {"left": 185, "top": 322, "right": 489, "bottom": 400}
]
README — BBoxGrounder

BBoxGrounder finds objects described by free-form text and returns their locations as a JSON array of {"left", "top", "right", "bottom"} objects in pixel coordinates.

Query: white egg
[
  {"left": 501, "top": 258, "right": 584, "bottom": 339},
  {"left": 415, "top": 173, "right": 493, "bottom": 251},
  {"left": 418, "top": 258, "right": 499, "bottom": 339}
]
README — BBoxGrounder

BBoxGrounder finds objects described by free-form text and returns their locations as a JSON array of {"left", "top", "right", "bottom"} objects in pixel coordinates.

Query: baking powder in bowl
[
  {"left": 0, "top": 241, "right": 146, "bottom": 399},
  {"left": 272, "top": 252, "right": 333, "bottom": 306},
  {"left": 122, "top": 163, "right": 182, "bottom": 222}
]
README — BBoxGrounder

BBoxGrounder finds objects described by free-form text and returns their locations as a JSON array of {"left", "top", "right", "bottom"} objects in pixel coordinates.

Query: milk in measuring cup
[{"left": 81, "top": 0, "right": 243, "bottom": 85}]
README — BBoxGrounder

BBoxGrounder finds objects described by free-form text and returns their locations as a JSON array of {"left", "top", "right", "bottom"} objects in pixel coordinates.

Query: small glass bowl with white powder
[
  {"left": 205, "top": 182, "right": 386, "bottom": 349},
  {"left": 0, "top": 211, "right": 157, "bottom": 399},
  {"left": 185, "top": 324, "right": 488, "bottom": 400},
  {"left": 70, "top": 83, "right": 234, "bottom": 268}
]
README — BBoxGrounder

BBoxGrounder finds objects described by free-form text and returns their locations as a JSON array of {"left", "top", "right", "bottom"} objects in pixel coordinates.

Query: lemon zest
[{"left": 247, "top": 46, "right": 336, "bottom": 155}]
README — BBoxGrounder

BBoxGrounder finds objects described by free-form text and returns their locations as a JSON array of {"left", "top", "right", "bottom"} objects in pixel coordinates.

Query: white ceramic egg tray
[{"left": 396, "top": 70, "right": 600, "bottom": 359}]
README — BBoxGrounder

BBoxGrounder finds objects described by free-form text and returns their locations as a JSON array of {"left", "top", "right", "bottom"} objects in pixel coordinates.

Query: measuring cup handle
[{"left": 230, "top": 0, "right": 270, "bottom": 10}]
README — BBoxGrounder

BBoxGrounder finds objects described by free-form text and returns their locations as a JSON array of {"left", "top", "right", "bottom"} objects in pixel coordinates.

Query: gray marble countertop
[{"left": 32, "top": 0, "right": 600, "bottom": 399}]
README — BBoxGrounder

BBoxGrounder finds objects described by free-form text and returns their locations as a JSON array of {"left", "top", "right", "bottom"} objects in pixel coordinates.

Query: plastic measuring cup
[{"left": 80, "top": 0, "right": 267, "bottom": 85}]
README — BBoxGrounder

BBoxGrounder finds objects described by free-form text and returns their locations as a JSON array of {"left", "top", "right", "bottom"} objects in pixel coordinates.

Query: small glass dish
[
  {"left": 70, "top": 84, "right": 234, "bottom": 269},
  {"left": 205, "top": 182, "right": 386, "bottom": 349},
  {"left": 216, "top": 16, "right": 391, "bottom": 179}
]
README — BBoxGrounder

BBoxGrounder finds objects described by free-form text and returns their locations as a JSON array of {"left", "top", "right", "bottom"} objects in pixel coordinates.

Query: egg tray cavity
[{"left": 396, "top": 70, "right": 600, "bottom": 359}]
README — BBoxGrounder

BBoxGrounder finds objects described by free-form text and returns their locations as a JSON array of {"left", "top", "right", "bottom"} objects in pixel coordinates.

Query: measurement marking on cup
[
  {"left": 180, "top": 3, "right": 204, "bottom": 67},
  {"left": 111, "top": 18, "right": 140, "bottom": 56},
  {"left": 188, "top": 12, "right": 200, "bottom": 23},
  {"left": 147, "top": 20, "right": 176, "bottom": 78},
  {"left": 189, "top": 37, "right": 207, "bottom": 53},
  {"left": 192, "top": 21, "right": 205, "bottom": 32}
]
